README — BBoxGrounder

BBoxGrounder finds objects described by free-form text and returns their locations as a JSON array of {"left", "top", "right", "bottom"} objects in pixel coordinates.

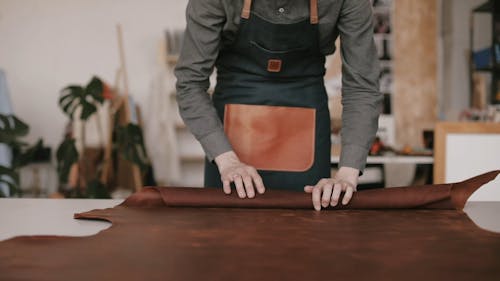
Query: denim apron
[{"left": 205, "top": 0, "right": 331, "bottom": 191}]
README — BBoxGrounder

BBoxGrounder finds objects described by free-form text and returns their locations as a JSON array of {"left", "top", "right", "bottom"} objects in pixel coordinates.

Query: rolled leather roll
[{"left": 122, "top": 170, "right": 500, "bottom": 211}]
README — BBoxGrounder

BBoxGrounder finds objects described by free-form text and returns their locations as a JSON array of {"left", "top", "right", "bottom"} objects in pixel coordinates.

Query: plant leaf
[
  {"left": 0, "top": 165, "right": 19, "bottom": 183},
  {"left": 13, "top": 139, "right": 44, "bottom": 168},
  {"left": 56, "top": 138, "right": 79, "bottom": 183},
  {"left": 80, "top": 99, "right": 97, "bottom": 121},
  {"left": 61, "top": 99, "right": 78, "bottom": 120},
  {"left": 12, "top": 116, "right": 29, "bottom": 136},
  {"left": 59, "top": 77, "right": 104, "bottom": 121},
  {"left": 0, "top": 114, "right": 30, "bottom": 144},
  {"left": 59, "top": 86, "right": 84, "bottom": 119},
  {"left": 0, "top": 179, "right": 17, "bottom": 197},
  {"left": 116, "top": 123, "right": 149, "bottom": 171},
  {"left": 0, "top": 165, "right": 19, "bottom": 197},
  {"left": 86, "top": 76, "right": 104, "bottom": 104},
  {"left": 0, "top": 114, "right": 29, "bottom": 137}
]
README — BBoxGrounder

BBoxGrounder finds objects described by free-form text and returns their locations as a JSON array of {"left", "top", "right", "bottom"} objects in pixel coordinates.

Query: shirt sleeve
[
  {"left": 174, "top": 0, "right": 232, "bottom": 162},
  {"left": 337, "top": 0, "right": 383, "bottom": 173}
]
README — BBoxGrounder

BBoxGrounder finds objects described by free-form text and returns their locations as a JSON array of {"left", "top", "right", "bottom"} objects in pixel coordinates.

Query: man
[{"left": 175, "top": 0, "right": 381, "bottom": 210}]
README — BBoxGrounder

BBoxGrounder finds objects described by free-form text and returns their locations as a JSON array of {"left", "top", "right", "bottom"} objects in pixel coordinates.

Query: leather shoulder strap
[
  {"left": 241, "top": 0, "right": 252, "bottom": 19},
  {"left": 310, "top": 0, "right": 319, "bottom": 24}
]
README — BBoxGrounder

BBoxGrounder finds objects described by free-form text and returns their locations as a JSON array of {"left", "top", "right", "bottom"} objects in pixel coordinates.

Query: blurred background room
[{"left": 0, "top": 0, "right": 499, "bottom": 200}]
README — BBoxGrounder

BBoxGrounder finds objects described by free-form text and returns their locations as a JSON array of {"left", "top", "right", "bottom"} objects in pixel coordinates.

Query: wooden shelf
[
  {"left": 473, "top": 66, "right": 500, "bottom": 73},
  {"left": 470, "top": 1, "right": 500, "bottom": 105}
]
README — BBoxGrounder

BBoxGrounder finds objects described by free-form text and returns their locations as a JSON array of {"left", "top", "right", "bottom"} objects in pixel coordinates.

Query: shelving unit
[
  {"left": 372, "top": 0, "right": 394, "bottom": 116},
  {"left": 470, "top": 0, "right": 500, "bottom": 105},
  {"left": 371, "top": 0, "right": 396, "bottom": 148}
]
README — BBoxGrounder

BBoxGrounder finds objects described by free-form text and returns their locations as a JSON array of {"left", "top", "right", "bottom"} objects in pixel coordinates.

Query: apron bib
[{"left": 205, "top": 0, "right": 331, "bottom": 191}]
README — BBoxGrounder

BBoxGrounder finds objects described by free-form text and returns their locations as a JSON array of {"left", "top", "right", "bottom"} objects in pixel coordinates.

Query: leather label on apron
[
  {"left": 224, "top": 104, "right": 315, "bottom": 172},
  {"left": 267, "top": 59, "right": 282, "bottom": 72}
]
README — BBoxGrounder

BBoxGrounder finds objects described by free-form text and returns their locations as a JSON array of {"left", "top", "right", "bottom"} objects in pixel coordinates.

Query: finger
[
  {"left": 342, "top": 186, "right": 355, "bottom": 205},
  {"left": 233, "top": 175, "right": 246, "bottom": 199},
  {"left": 330, "top": 183, "right": 343, "bottom": 207},
  {"left": 311, "top": 179, "right": 327, "bottom": 211},
  {"left": 312, "top": 185, "right": 323, "bottom": 211},
  {"left": 222, "top": 178, "right": 231, "bottom": 194},
  {"left": 344, "top": 181, "right": 357, "bottom": 192},
  {"left": 316, "top": 178, "right": 328, "bottom": 186},
  {"left": 249, "top": 169, "right": 266, "bottom": 194},
  {"left": 321, "top": 183, "right": 333, "bottom": 208},
  {"left": 242, "top": 175, "right": 255, "bottom": 198},
  {"left": 304, "top": 185, "right": 314, "bottom": 193}
]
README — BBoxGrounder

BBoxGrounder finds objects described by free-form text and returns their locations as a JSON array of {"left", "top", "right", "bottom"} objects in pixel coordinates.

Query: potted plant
[
  {"left": 56, "top": 76, "right": 150, "bottom": 198},
  {"left": 0, "top": 114, "right": 43, "bottom": 197}
]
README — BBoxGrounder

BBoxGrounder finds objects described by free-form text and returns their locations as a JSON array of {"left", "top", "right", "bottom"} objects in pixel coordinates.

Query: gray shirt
[{"left": 174, "top": 0, "right": 381, "bottom": 173}]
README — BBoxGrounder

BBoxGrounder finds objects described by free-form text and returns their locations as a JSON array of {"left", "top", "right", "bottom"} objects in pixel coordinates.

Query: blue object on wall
[
  {"left": 495, "top": 44, "right": 500, "bottom": 64},
  {"left": 0, "top": 69, "right": 14, "bottom": 197},
  {"left": 473, "top": 47, "right": 492, "bottom": 69}
]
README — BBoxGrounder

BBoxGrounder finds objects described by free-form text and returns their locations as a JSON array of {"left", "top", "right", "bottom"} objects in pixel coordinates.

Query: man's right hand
[{"left": 215, "top": 151, "right": 265, "bottom": 199}]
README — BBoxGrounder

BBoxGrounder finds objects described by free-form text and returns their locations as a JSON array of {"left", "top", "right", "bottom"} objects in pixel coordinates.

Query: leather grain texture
[
  {"left": 0, "top": 171, "right": 499, "bottom": 281},
  {"left": 224, "top": 104, "right": 316, "bottom": 172}
]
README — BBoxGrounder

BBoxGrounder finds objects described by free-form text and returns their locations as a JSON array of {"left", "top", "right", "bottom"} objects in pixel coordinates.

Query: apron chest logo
[{"left": 267, "top": 59, "right": 282, "bottom": 72}]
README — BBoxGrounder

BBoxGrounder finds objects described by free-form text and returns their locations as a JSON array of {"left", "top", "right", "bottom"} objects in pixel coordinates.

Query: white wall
[{"left": 0, "top": 0, "right": 188, "bottom": 148}]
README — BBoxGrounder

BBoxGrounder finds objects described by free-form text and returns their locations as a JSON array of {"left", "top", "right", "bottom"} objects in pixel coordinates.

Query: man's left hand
[{"left": 304, "top": 166, "right": 359, "bottom": 211}]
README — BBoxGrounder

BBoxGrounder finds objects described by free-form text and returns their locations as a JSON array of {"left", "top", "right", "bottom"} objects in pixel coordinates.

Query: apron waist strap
[{"left": 241, "top": 0, "right": 319, "bottom": 24}]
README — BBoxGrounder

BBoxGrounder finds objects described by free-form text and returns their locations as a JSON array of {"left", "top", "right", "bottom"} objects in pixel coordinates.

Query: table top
[
  {"left": 0, "top": 198, "right": 498, "bottom": 242},
  {"left": 0, "top": 199, "right": 123, "bottom": 241}
]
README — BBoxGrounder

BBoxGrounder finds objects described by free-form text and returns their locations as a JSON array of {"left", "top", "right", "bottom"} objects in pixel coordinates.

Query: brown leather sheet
[
  {"left": 1, "top": 171, "right": 500, "bottom": 281},
  {"left": 124, "top": 170, "right": 500, "bottom": 210}
]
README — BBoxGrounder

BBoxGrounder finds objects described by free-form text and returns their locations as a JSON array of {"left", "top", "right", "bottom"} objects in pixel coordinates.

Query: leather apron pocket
[{"left": 224, "top": 104, "right": 315, "bottom": 172}]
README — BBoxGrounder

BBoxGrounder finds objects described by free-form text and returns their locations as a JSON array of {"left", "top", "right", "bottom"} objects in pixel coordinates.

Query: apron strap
[
  {"left": 241, "top": 0, "right": 252, "bottom": 19},
  {"left": 310, "top": 0, "right": 318, "bottom": 24},
  {"left": 241, "top": 0, "right": 319, "bottom": 25}
]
